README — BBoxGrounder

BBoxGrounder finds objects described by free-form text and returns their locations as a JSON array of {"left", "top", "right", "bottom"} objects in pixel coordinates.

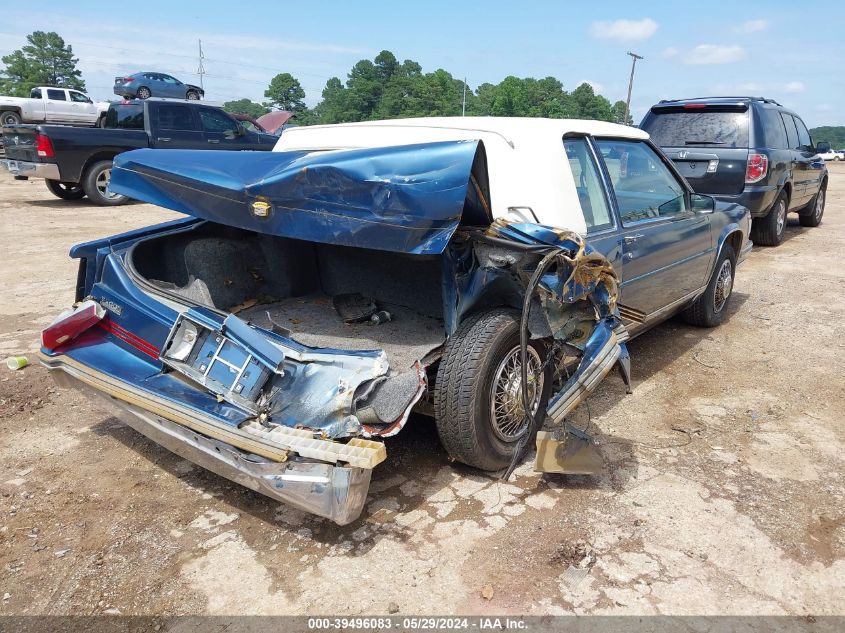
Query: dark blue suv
[{"left": 641, "top": 97, "right": 828, "bottom": 246}]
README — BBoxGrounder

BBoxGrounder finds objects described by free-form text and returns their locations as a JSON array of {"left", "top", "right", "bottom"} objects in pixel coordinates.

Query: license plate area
[{"left": 161, "top": 315, "right": 274, "bottom": 411}]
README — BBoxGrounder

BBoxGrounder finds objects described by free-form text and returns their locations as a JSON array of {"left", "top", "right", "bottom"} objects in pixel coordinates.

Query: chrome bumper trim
[
  {"left": 1, "top": 159, "right": 60, "bottom": 180},
  {"left": 46, "top": 366, "right": 371, "bottom": 525}
]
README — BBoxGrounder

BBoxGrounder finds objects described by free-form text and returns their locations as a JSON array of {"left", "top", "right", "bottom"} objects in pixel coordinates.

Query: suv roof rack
[{"left": 657, "top": 96, "right": 783, "bottom": 106}]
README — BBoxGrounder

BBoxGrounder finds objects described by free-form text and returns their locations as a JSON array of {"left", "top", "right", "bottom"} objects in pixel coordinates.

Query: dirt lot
[{"left": 0, "top": 167, "right": 843, "bottom": 616}]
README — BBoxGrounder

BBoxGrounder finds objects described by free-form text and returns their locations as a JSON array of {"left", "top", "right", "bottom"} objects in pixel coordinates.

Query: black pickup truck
[{"left": 0, "top": 99, "right": 278, "bottom": 205}]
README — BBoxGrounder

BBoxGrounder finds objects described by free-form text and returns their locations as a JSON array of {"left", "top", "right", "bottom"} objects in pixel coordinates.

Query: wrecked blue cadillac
[{"left": 39, "top": 118, "right": 751, "bottom": 524}]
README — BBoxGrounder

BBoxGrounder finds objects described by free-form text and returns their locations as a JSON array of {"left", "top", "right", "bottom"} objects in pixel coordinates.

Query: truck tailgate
[{"left": 1, "top": 124, "right": 40, "bottom": 162}]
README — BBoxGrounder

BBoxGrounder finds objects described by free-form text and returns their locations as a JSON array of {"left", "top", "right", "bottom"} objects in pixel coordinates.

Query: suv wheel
[
  {"left": 799, "top": 183, "right": 826, "bottom": 227},
  {"left": 751, "top": 191, "right": 788, "bottom": 247},
  {"left": 682, "top": 245, "right": 736, "bottom": 327},
  {"left": 82, "top": 160, "right": 129, "bottom": 206},
  {"left": 434, "top": 309, "right": 553, "bottom": 471}
]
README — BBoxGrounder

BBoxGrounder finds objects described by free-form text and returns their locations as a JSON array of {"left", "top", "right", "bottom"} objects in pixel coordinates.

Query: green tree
[
  {"left": 810, "top": 126, "right": 845, "bottom": 148},
  {"left": 222, "top": 98, "right": 269, "bottom": 118},
  {"left": 611, "top": 100, "right": 633, "bottom": 125},
  {"left": 0, "top": 31, "right": 85, "bottom": 96},
  {"left": 570, "top": 83, "right": 613, "bottom": 121},
  {"left": 264, "top": 73, "right": 306, "bottom": 112}
]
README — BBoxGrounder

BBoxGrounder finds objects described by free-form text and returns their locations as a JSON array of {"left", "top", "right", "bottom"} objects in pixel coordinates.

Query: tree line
[
  {"left": 0, "top": 33, "right": 631, "bottom": 125},
  {"left": 228, "top": 50, "right": 632, "bottom": 125}
]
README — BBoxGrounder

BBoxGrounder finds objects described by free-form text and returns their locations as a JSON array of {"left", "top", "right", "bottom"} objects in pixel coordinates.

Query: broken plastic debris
[{"left": 6, "top": 356, "right": 28, "bottom": 371}]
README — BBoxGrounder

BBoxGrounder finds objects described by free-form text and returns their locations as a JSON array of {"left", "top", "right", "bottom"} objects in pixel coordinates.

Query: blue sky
[{"left": 1, "top": 0, "right": 843, "bottom": 127}]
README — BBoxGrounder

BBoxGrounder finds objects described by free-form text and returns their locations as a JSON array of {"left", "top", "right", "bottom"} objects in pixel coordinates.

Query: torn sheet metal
[
  {"left": 160, "top": 306, "right": 426, "bottom": 440},
  {"left": 109, "top": 140, "right": 491, "bottom": 255},
  {"left": 535, "top": 427, "right": 603, "bottom": 475}
]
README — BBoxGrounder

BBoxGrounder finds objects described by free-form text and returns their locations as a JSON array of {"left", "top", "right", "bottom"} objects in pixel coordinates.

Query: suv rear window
[
  {"left": 106, "top": 103, "right": 144, "bottom": 129},
  {"left": 644, "top": 108, "right": 749, "bottom": 148}
]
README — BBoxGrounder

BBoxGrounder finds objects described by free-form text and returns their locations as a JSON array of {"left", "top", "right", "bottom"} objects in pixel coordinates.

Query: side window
[
  {"left": 69, "top": 91, "right": 89, "bottom": 103},
  {"left": 563, "top": 137, "right": 614, "bottom": 233},
  {"left": 199, "top": 108, "right": 239, "bottom": 134},
  {"left": 794, "top": 117, "right": 812, "bottom": 150},
  {"left": 30, "top": 88, "right": 42, "bottom": 99},
  {"left": 161, "top": 75, "right": 179, "bottom": 84},
  {"left": 596, "top": 139, "right": 688, "bottom": 225},
  {"left": 781, "top": 113, "right": 800, "bottom": 149},
  {"left": 760, "top": 108, "right": 787, "bottom": 149},
  {"left": 46, "top": 89, "right": 66, "bottom": 101},
  {"left": 156, "top": 104, "right": 195, "bottom": 130}
]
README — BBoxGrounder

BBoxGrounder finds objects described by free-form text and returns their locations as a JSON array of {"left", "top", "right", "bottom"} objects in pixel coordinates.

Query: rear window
[
  {"left": 106, "top": 104, "right": 144, "bottom": 129},
  {"left": 644, "top": 108, "right": 749, "bottom": 148}
]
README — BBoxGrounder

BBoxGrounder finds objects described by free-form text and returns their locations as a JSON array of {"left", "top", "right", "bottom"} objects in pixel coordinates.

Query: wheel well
[
  {"left": 1, "top": 106, "right": 22, "bottom": 114},
  {"left": 780, "top": 182, "right": 792, "bottom": 205},
  {"left": 724, "top": 230, "right": 743, "bottom": 262},
  {"left": 82, "top": 152, "right": 118, "bottom": 177}
]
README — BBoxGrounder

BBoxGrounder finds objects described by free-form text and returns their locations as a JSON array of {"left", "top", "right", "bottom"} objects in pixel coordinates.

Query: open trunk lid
[{"left": 109, "top": 140, "right": 492, "bottom": 255}]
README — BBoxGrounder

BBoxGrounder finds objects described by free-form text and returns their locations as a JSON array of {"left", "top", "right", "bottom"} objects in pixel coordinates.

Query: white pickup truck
[{"left": 0, "top": 87, "right": 110, "bottom": 127}]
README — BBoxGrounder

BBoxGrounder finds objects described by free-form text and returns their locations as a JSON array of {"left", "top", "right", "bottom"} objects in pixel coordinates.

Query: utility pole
[
  {"left": 462, "top": 77, "right": 467, "bottom": 116},
  {"left": 624, "top": 51, "right": 643, "bottom": 126},
  {"left": 197, "top": 39, "right": 206, "bottom": 91}
]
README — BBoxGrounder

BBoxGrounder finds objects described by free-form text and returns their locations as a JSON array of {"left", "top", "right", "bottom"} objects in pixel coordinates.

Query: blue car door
[{"left": 593, "top": 139, "right": 713, "bottom": 318}]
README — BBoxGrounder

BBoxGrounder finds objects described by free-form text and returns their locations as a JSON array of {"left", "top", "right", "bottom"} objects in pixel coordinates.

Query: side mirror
[
  {"left": 691, "top": 193, "right": 715, "bottom": 214},
  {"left": 816, "top": 141, "right": 831, "bottom": 154}
]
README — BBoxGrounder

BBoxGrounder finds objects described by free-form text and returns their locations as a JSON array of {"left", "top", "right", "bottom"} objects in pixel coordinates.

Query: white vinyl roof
[{"left": 275, "top": 117, "right": 650, "bottom": 234}]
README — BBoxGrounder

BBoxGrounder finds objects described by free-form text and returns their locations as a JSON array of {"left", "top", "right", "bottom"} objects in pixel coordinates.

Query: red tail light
[
  {"left": 41, "top": 300, "right": 105, "bottom": 350},
  {"left": 120, "top": 76, "right": 134, "bottom": 82},
  {"left": 745, "top": 153, "right": 768, "bottom": 183},
  {"left": 35, "top": 133, "right": 55, "bottom": 158},
  {"left": 683, "top": 104, "right": 707, "bottom": 109}
]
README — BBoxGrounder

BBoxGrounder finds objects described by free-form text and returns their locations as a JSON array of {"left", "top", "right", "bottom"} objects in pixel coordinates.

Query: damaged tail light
[
  {"left": 745, "top": 153, "right": 768, "bottom": 184},
  {"left": 41, "top": 300, "right": 105, "bottom": 350}
]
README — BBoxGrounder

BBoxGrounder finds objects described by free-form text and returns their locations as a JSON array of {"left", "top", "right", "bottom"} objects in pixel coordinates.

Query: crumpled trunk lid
[{"left": 109, "top": 140, "right": 492, "bottom": 255}]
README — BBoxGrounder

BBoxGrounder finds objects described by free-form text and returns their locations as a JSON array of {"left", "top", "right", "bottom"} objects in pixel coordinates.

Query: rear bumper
[
  {"left": 716, "top": 185, "right": 777, "bottom": 218},
  {"left": 42, "top": 354, "right": 373, "bottom": 525},
  {"left": 1, "top": 158, "right": 60, "bottom": 180}
]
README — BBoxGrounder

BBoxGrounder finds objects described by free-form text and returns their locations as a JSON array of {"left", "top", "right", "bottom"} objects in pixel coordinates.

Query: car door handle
[
  {"left": 207, "top": 139, "right": 220, "bottom": 144},
  {"left": 157, "top": 137, "right": 172, "bottom": 142},
  {"left": 623, "top": 234, "right": 644, "bottom": 244}
]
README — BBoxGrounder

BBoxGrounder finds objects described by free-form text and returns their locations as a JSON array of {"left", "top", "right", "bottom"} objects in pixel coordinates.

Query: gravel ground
[{"left": 0, "top": 166, "right": 843, "bottom": 616}]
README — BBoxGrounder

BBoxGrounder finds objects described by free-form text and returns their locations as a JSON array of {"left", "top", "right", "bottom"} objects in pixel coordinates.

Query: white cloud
[
  {"left": 784, "top": 81, "right": 806, "bottom": 93},
  {"left": 685, "top": 44, "right": 746, "bottom": 65},
  {"left": 734, "top": 19, "right": 770, "bottom": 34},
  {"left": 590, "top": 18, "right": 658, "bottom": 43},
  {"left": 579, "top": 79, "right": 604, "bottom": 94},
  {"left": 816, "top": 104, "right": 833, "bottom": 112},
  {"left": 660, "top": 47, "right": 678, "bottom": 59}
]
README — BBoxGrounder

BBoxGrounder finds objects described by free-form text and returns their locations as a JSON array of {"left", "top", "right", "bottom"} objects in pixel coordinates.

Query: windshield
[{"left": 644, "top": 111, "right": 749, "bottom": 148}]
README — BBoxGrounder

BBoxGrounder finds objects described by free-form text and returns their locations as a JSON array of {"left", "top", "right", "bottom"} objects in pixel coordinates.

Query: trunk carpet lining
[{"left": 240, "top": 294, "right": 445, "bottom": 373}]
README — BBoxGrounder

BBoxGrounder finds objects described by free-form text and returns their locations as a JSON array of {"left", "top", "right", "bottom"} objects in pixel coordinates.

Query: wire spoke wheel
[
  {"left": 489, "top": 345, "right": 544, "bottom": 442},
  {"left": 713, "top": 259, "right": 733, "bottom": 314}
]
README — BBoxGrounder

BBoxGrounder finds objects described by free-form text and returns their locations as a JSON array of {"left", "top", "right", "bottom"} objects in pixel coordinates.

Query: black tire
[
  {"left": 1, "top": 110, "right": 22, "bottom": 126},
  {"left": 683, "top": 245, "right": 736, "bottom": 328},
  {"left": 186, "top": 90, "right": 200, "bottom": 100},
  {"left": 45, "top": 179, "right": 86, "bottom": 200},
  {"left": 799, "top": 182, "right": 826, "bottom": 227},
  {"left": 434, "top": 309, "right": 553, "bottom": 471},
  {"left": 81, "top": 160, "right": 128, "bottom": 206},
  {"left": 97, "top": 114, "right": 107, "bottom": 128},
  {"left": 136, "top": 86, "right": 151, "bottom": 99},
  {"left": 750, "top": 190, "right": 788, "bottom": 247}
]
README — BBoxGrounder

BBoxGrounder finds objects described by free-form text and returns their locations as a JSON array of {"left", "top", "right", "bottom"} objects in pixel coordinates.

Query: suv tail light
[
  {"left": 41, "top": 300, "right": 105, "bottom": 350},
  {"left": 745, "top": 153, "right": 768, "bottom": 183},
  {"left": 35, "top": 133, "right": 55, "bottom": 158}
]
